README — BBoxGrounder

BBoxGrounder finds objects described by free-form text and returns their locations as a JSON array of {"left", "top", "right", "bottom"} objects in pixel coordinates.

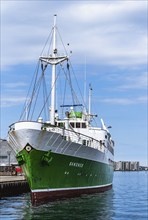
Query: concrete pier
[{"left": 0, "top": 176, "right": 30, "bottom": 197}]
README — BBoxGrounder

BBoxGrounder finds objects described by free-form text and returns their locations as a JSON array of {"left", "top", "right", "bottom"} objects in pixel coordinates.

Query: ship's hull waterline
[{"left": 31, "top": 183, "right": 112, "bottom": 205}]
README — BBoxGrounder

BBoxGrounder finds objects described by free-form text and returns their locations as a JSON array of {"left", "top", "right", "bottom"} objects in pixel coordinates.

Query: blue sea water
[{"left": 0, "top": 172, "right": 147, "bottom": 220}]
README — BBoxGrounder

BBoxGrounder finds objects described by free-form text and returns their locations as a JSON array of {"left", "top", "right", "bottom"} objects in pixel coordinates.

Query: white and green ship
[{"left": 8, "top": 15, "right": 114, "bottom": 205}]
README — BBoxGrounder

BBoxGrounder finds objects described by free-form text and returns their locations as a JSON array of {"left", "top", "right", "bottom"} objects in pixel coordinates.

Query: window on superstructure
[
  {"left": 82, "top": 140, "right": 86, "bottom": 146},
  {"left": 70, "top": 122, "right": 74, "bottom": 128},
  {"left": 82, "top": 123, "right": 86, "bottom": 128},
  {"left": 58, "top": 122, "right": 65, "bottom": 128},
  {"left": 76, "top": 123, "right": 80, "bottom": 128}
]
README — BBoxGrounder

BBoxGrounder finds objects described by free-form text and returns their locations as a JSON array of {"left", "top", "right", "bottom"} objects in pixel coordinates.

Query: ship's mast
[
  {"left": 39, "top": 15, "right": 68, "bottom": 125},
  {"left": 50, "top": 15, "right": 57, "bottom": 125}
]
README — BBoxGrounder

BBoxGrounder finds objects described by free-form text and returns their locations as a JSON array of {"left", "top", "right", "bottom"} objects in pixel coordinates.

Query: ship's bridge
[{"left": 55, "top": 109, "right": 89, "bottom": 130}]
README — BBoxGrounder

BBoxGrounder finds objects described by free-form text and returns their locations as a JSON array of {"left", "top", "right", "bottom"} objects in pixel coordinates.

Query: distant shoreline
[{"left": 114, "top": 169, "right": 148, "bottom": 172}]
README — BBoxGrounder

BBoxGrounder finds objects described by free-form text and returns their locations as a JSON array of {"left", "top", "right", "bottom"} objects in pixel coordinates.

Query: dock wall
[{"left": 0, "top": 176, "right": 30, "bottom": 197}]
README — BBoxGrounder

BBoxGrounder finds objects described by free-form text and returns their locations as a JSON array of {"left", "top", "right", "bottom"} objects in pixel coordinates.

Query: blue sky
[{"left": 1, "top": 1, "right": 147, "bottom": 165}]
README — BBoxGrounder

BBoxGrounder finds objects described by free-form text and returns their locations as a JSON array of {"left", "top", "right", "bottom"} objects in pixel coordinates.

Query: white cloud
[
  {"left": 101, "top": 96, "right": 147, "bottom": 105},
  {"left": 118, "top": 72, "right": 148, "bottom": 90},
  {"left": 3, "top": 82, "right": 27, "bottom": 89},
  {"left": 1, "top": 96, "right": 27, "bottom": 108},
  {"left": 1, "top": 1, "right": 147, "bottom": 70}
]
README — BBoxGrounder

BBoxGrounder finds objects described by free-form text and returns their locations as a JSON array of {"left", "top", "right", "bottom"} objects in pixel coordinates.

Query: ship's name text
[{"left": 69, "top": 162, "right": 84, "bottom": 168}]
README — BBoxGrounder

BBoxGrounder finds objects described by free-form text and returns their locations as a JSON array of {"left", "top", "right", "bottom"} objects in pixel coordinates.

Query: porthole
[{"left": 25, "top": 145, "right": 32, "bottom": 152}]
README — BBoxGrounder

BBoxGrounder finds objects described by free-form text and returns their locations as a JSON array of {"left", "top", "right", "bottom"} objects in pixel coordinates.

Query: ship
[{"left": 8, "top": 15, "right": 114, "bottom": 205}]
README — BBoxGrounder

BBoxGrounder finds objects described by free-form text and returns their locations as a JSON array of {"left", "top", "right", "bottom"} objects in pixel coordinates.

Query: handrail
[{"left": 8, "top": 120, "right": 114, "bottom": 153}]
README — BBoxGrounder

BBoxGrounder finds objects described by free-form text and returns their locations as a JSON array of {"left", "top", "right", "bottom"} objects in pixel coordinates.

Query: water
[{"left": 0, "top": 172, "right": 147, "bottom": 220}]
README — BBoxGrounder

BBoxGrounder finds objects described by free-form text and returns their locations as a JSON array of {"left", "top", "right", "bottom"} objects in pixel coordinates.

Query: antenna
[
  {"left": 88, "top": 83, "right": 92, "bottom": 117},
  {"left": 84, "top": 56, "right": 87, "bottom": 113}
]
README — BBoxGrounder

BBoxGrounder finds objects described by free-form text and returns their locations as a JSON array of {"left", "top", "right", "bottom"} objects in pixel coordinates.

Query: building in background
[
  {"left": 114, "top": 161, "right": 140, "bottom": 171},
  {"left": 0, "top": 139, "right": 17, "bottom": 166}
]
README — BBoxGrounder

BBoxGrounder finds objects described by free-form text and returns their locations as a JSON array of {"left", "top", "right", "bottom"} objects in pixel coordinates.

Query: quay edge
[{"left": 0, "top": 176, "right": 30, "bottom": 197}]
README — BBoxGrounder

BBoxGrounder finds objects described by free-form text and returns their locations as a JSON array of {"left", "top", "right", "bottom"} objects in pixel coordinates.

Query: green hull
[{"left": 17, "top": 147, "right": 113, "bottom": 191}]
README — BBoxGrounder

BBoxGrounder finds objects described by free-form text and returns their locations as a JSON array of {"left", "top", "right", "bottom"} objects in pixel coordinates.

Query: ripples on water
[{"left": 0, "top": 172, "right": 147, "bottom": 220}]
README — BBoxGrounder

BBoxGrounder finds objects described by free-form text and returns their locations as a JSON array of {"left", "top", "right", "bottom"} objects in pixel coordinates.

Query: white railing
[
  {"left": 47, "top": 126, "right": 104, "bottom": 152},
  {"left": 9, "top": 121, "right": 114, "bottom": 154}
]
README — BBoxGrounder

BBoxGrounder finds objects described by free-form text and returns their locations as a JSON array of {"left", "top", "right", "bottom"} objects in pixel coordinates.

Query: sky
[{"left": 0, "top": 0, "right": 147, "bottom": 166}]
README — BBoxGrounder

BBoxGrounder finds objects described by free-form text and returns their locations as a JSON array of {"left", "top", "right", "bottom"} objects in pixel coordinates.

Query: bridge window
[
  {"left": 76, "top": 123, "right": 80, "bottom": 128},
  {"left": 82, "top": 123, "right": 86, "bottom": 128},
  {"left": 58, "top": 122, "right": 65, "bottom": 128},
  {"left": 70, "top": 122, "right": 74, "bottom": 128}
]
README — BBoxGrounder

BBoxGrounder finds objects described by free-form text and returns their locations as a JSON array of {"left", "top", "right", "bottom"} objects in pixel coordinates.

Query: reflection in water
[{"left": 22, "top": 190, "right": 114, "bottom": 220}]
